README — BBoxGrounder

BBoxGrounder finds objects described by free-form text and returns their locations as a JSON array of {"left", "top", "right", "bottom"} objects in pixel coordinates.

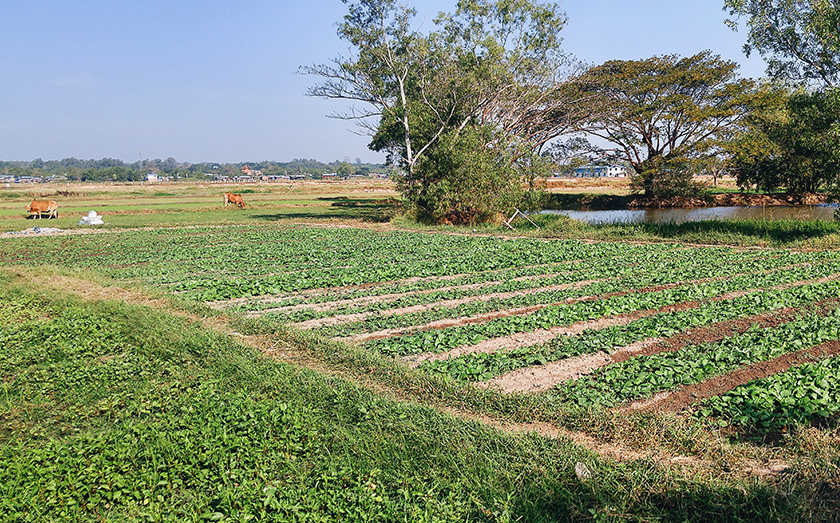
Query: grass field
[{"left": 1, "top": 181, "right": 839, "bottom": 521}]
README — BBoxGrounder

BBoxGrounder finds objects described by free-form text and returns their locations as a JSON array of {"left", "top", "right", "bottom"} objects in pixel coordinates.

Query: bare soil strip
[
  {"left": 476, "top": 352, "right": 615, "bottom": 393},
  {"left": 207, "top": 259, "right": 584, "bottom": 310},
  {"left": 251, "top": 272, "right": 591, "bottom": 317},
  {"left": 409, "top": 273, "right": 840, "bottom": 371},
  {"left": 623, "top": 338, "right": 840, "bottom": 415},
  {"left": 291, "top": 280, "right": 601, "bottom": 329}
]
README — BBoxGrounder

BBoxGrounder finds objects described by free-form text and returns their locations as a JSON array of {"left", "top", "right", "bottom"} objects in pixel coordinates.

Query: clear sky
[{"left": 1, "top": 1, "right": 765, "bottom": 164}]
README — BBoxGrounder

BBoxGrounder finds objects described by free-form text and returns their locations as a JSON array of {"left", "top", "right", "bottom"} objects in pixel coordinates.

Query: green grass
[
  {"left": 2, "top": 271, "right": 835, "bottom": 522},
  {"left": 509, "top": 213, "right": 840, "bottom": 248}
]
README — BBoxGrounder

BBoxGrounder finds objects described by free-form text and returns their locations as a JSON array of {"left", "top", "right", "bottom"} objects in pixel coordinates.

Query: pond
[{"left": 544, "top": 203, "right": 839, "bottom": 224}]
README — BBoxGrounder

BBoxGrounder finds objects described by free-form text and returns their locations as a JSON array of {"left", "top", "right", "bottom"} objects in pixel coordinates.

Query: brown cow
[
  {"left": 26, "top": 200, "right": 58, "bottom": 219},
  {"left": 223, "top": 192, "right": 245, "bottom": 209}
]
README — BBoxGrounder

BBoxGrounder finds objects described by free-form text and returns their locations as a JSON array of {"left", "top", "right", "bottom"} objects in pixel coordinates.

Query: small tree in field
[{"left": 407, "top": 125, "right": 550, "bottom": 224}]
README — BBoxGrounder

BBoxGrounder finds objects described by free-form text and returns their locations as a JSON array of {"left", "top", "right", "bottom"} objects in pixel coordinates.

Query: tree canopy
[
  {"left": 304, "top": 0, "right": 586, "bottom": 224},
  {"left": 724, "top": 0, "right": 840, "bottom": 87},
  {"left": 572, "top": 51, "right": 763, "bottom": 198},
  {"left": 726, "top": 86, "right": 840, "bottom": 193}
]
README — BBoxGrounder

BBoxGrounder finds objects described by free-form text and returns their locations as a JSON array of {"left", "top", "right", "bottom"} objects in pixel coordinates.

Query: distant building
[
  {"left": 571, "top": 165, "right": 628, "bottom": 178},
  {"left": 145, "top": 172, "right": 159, "bottom": 182},
  {"left": 240, "top": 164, "right": 262, "bottom": 177}
]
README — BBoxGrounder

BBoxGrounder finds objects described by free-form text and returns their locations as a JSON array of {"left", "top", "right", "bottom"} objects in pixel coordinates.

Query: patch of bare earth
[
  {"left": 291, "top": 280, "right": 601, "bottom": 329},
  {"left": 624, "top": 339, "right": 840, "bottom": 415},
  {"left": 207, "top": 259, "right": 584, "bottom": 311},
  {"left": 451, "top": 275, "right": 840, "bottom": 393}
]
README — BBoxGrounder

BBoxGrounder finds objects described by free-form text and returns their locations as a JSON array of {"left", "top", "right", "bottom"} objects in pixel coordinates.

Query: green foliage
[
  {"left": 700, "top": 356, "right": 840, "bottom": 430},
  {"left": 4, "top": 223, "right": 840, "bottom": 519},
  {"left": 575, "top": 51, "right": 762, "bottom": 198},
  {"left": 555, "top": 307, "right": 840, "bottom": 409},
  {"left": 308, "top": 0, "right": 571, "bottom": 224},
  {"left": 728, "top": 86, "right": 840, "bottom": 194},
  {"left": 408, "top": 125, "right": 547, "bottom": 224},
  {"left": 0, "top": 283, "right": 559, "bottom": 521},
  {"left": 724, "top": 0, "right": 840, "bottom": 87},
  {"left": 422, "top": 274, "right": 840, "bottom": 383}
]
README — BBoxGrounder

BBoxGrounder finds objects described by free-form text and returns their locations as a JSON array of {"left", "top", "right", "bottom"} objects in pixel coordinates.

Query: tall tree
[
  {"left": 573, "top": 51, "right": 762, "bottom": 198},
  {"left": 726, "top": 86, "right": 840, "bottom": 194},
  {"left": 302, "top": 0, "right": 437, "bottom": 182},
  {"left": 724, "top": 0, "right": 840, "bottom": 87},
  {"left": 304, "top": 0, "right": 585, "bottom": 224}
]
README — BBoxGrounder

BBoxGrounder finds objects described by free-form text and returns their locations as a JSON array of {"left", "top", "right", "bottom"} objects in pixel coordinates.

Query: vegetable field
[{"left": 3, "top": 224, "right": 840, "bottom": 435}]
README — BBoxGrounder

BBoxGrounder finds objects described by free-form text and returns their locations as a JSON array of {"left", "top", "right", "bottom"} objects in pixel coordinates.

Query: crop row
[
  {"left": 421, "top": 281, "right": 840, "bottom": 383},
  {"left": 226, "top": 245, "right": 776, "bottom": 311},
  {"left": 311, "top": 257, "right": 840, "bottom": 338},
  {"left": 252, "top": 247, "right": 791, "bottom": 323},
  {"left": 549, "top": 306, "right": 840, "bottom": 409},
  {"left": 365, "top": 261, "right": 840, "bottom": 356},
  {"left": 699, "top": 356, "right": 840, "bottom": 430},
  {"left": 9, "top": 226, "right": 837, "bottom": 300}
]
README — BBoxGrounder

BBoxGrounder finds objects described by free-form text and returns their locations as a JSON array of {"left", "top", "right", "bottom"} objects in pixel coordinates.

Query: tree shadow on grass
[{"left": 252, "top": 197, "right": 400, "bottom": 223}]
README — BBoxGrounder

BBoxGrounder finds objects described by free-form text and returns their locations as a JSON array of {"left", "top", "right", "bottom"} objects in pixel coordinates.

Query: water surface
[{"left": 545, "top": 204, "right": 838, "bottom": 224}]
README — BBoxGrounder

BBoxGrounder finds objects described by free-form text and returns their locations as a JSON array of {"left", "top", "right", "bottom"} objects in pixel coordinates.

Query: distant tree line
[{"left": 0, "top": 157, "right": 389, "bottom": 182}]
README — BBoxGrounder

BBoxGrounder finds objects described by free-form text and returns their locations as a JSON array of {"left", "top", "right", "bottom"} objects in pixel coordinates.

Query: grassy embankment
[
  {"left": 3, "top": 178, "right": 840, "bottom": 248},
  {"left": 3, "top": 268, "right": 835, "bottom": 522}
]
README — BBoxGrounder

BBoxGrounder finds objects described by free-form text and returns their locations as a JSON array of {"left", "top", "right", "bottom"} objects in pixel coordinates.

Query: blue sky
[{"left": 1, "top": 1, "right": 765, "bottom": 164}]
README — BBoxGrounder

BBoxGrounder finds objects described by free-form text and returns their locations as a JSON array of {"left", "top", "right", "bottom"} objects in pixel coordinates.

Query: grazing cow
[
  {"left": 223, "top": 192, "right": 246, "bottom": 209},
  {"left": 26, "top": 200, "right": 58, "bottom": 219}
]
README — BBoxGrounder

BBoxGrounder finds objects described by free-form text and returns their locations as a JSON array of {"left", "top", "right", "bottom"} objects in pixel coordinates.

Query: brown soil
[
  {"left": 624, "top": 339, "right": 840, "bottom": 415},
  {"left": 292, "top": 280, "right": 599, "bottom": 330},
  {"left": 476, "top": 352, "right": 613, "bottom": 393},
  {"left": 470, "top": 276, "right": 840, "bottom": 394}
]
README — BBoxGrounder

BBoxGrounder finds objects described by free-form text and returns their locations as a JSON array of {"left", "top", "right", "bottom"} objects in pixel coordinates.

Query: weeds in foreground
[{"left": 3, "top": 272, "right": 836, "bottom": 521}]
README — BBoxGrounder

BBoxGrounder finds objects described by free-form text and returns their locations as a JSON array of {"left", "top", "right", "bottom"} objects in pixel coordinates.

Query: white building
[{"left": 571, "top": 165, "right": 628, "bottom": 178}]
